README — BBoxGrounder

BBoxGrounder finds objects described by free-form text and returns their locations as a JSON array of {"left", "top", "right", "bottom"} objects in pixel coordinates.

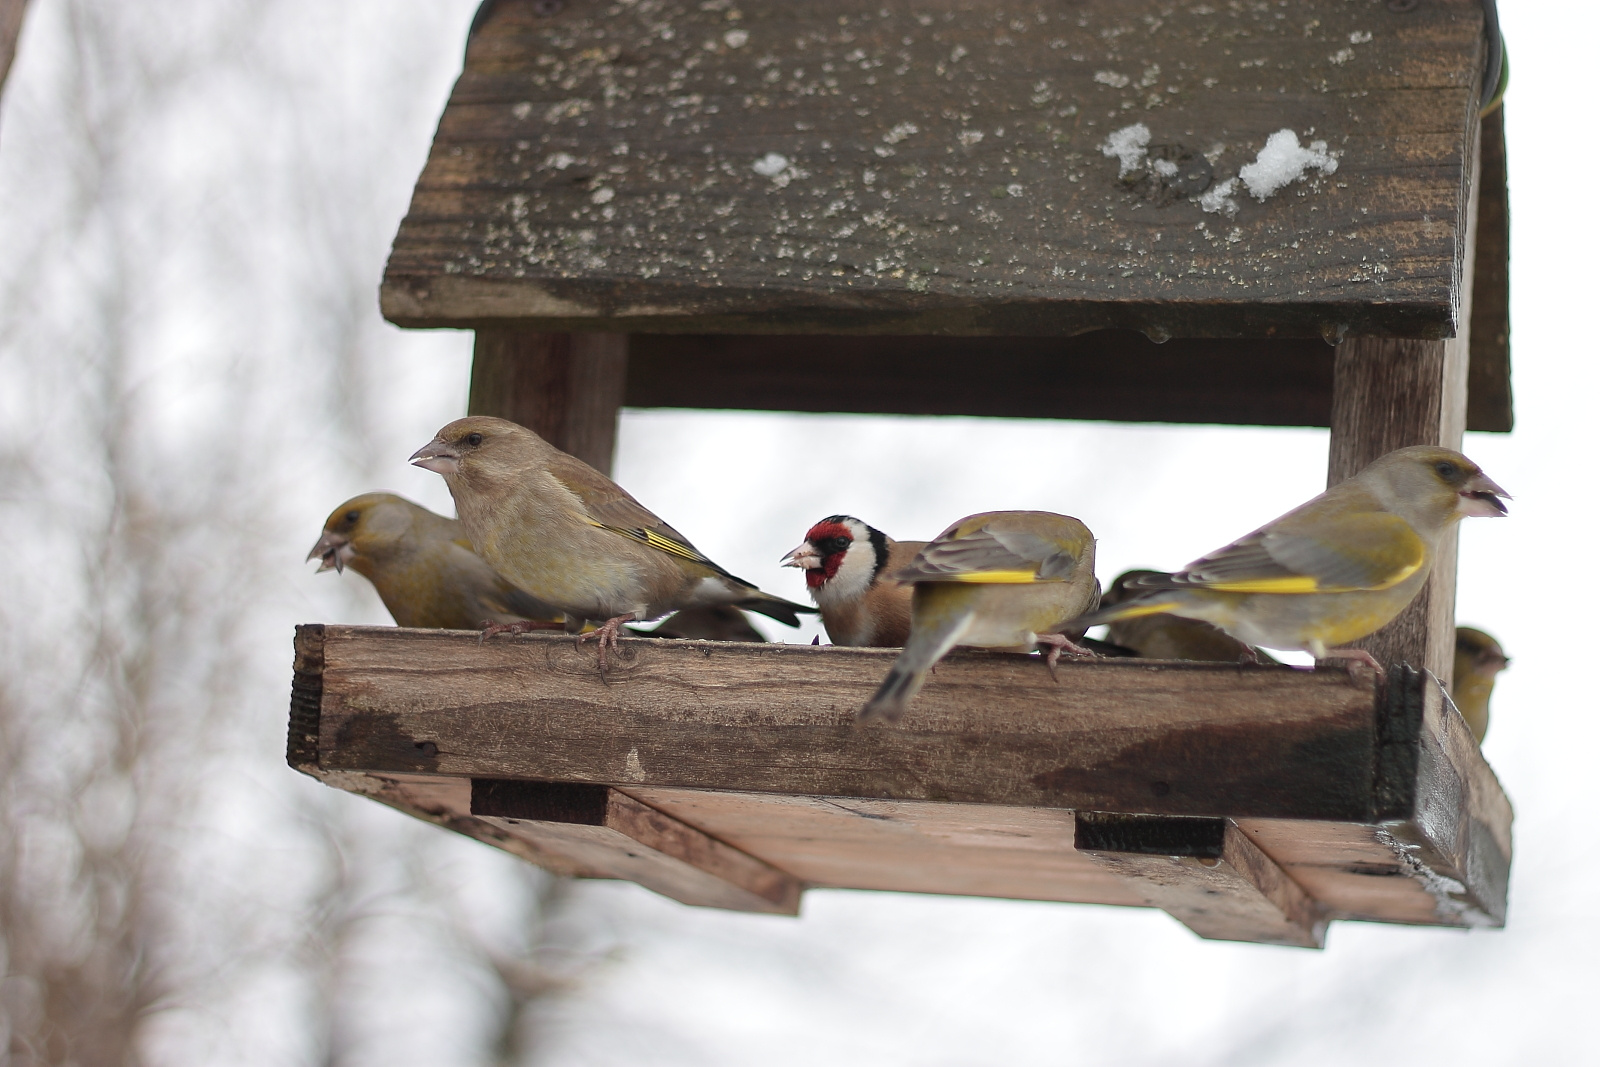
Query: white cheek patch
[{"left": 814, "top": 543, "right": 877, "bottom": 608}]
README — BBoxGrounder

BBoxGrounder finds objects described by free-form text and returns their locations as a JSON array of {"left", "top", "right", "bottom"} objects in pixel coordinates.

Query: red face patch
[{"left": 803, "top": 521, "right": 854, "bottom": 588}]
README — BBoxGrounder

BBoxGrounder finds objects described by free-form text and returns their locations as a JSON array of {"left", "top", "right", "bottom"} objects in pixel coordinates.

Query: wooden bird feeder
[{"left": 290, "top": 0, "right": 1514, "bottom": 947}]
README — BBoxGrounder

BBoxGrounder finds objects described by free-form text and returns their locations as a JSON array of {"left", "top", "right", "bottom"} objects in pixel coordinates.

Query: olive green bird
[
  {"left": 1073, "top": 447, "right": 1509, "bottom": 673},
  {"left": 1100, "top": 569, "right": 1279, "bottom": 663},
  {"left": 1452, "top": 627, "right": 1509, "bottom": 744},
  {"left": 308, "top": 492, "right": 564, "bottom": 630},
  {"left": 410, "top": 416, "right": 813, "bottom": 665},
  {"left": 860, "top": 511, "right": 1100, "bottom": 722}
]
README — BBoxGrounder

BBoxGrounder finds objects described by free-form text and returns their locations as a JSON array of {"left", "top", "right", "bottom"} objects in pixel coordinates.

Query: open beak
[
  {"left": 307, "top": 531, "right": 354, "bottom": 574},
  {"left": 780, "top": 541, "right": 821, "bottom": 569},
  {"left": 1458, "top": 471, "right": 1511, "bottom": 517},
  {"left": 410, "top": 437, "right": 460, "bottom": 475}
]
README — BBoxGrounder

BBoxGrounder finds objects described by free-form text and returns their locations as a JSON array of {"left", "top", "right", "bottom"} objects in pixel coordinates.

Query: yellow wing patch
[
  {"left": 590, "top": 520, "right": 714, "bottom": 566},
  {"left": 939, "top": 569, "right": 1046, "bottom": 584},
  {"left": 1203, "top": 557, "right": 1423, "bottom": 594}
]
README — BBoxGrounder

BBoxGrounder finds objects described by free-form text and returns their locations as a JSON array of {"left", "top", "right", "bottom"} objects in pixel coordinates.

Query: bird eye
[
  {"left": 344, "top": 510, "right": 360, "bottom": 523},
  {"left": 1434, "top": 460, "right": 1458, "bottom": 479},
  {"left": 827, "top": 537, "right": 850, "bottom": 553},
  {"left": 465, "top": 432, "right": 484, "bottom": 447}
]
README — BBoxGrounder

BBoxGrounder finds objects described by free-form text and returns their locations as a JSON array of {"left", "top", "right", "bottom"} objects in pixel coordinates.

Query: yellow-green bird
[
  {"left": 409, "top": 416, "right": 814, "bottom": 664},
  {"left": 1100, "top": 569, "right": 1278, "bottom": 663},
  {"left": 308, "top": 492, "right": 563, "bottom": 630},
  {"left": 1073, "top": 446, "right": 1509, "bottom": 672},
  {"left": 1453, "top": 627, "right": 1509, "bottom": 744},
  {"left": 860, "top": 511, "right": 1100, "bottom": 722}
]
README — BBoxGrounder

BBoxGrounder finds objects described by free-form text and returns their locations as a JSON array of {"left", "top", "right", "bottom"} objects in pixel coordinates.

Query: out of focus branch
[{"left": 0, "top": 0, "right": 30, "bottom": 106}]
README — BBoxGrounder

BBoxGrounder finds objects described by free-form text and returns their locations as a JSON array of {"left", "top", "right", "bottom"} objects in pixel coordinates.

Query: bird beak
[
  {"left": 410, "top": 437, "right": 460, "bottom": 475},
  {"left": 780, "top": 542, "right": 821, "bottom": 569},
  {"left": 1458, "top": 472, "right": 1510, "bottom": 517},
  {"left": 307, "top": 531, "right": 353, "bottom": 574}
]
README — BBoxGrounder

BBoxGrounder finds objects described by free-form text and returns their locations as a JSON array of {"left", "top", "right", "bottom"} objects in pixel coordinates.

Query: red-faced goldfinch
[
  {"left": 1073, "top": 447, "right": 1509, "bottom": 673},
  {"left": 861, "top": 511, "right": 1100, "bottom": 722},
  {"left": 410, "top": 417, "right": 814, "bottom": 665},
  {"left": 308, "top": 493, "right": 564, "bottom": 631},
  {"left": 1452, "top": 627, "right": 1509, "bottom": 744},
  {"left": 780, "top": 515, "right": 927, "bottom": 647}
]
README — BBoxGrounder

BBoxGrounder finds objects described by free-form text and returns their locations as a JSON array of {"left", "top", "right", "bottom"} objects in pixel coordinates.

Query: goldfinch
[
  {"left": 1100, "top": 569, "right": 1277, "bottom": 663},
  {"left": 860, "top": 511, "right": 1100, "bottom": 722},
  {"left": 308, "top": 493, "right": 563, "bottom": 630},
  {"left": 409, "top": 417, "right": 814, "bottom": 664},
  {"left": 1452, "top": 627, "right": 1509, "bottom": 744},
  {"left": 780, "top": 515, "right": 927, "bottom": 647},
  {"left": 1073, "top": 447, "right": 1509, "bottom": 672}
]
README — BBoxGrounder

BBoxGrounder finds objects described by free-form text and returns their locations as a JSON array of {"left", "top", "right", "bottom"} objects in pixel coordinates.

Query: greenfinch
[
  {"left": 1099, "top": 569, "right": 1278, "bottom": 663},
  {"left": 640, "top": 606, "right": 767, "bottom": 642},
  {"left": 1452, "top": 627, "right": 1509, "bottom": 743},
  {"left": 308, "top": 493, "right": 563, "bottom": 630},
  {"left": 780, "top": 515, "right": 927, "bottom": 647},
  {"left": 1073, "top": 447, "right": 1509, "bottom": 672},
  {"left": 860, "top": 511, "right": 1100, "bottom": 722},
  {"left": 409, "top": 416, "right": 814, "bottom": 664}
]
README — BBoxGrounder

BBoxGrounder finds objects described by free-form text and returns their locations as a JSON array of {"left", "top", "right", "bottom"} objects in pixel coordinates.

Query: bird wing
[
  {"left": 544, "top": 452, "right": 740, "bottom": 580},
  {"left": 1154, "top": 510, "right": 1427, "bottom": 594},
  {"left": 897, "top": 514, "right": 1087, "bottom": 584}
]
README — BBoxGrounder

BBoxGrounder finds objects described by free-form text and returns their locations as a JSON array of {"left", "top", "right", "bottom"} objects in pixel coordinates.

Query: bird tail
[
  {"left": 737, "top": 590, "right": 818, "bottom": 627},
  {"left": 1068, "top": 596, "right": 1180, "bottom": 631},
  {"left": 859, "top": 609, "right": 973, "bottom": 723}
]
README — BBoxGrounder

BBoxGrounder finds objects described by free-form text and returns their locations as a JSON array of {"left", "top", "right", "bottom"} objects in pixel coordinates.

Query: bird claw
[
  {"left": 479, "top": 619, "right": 563, "bottom": 644},
  {"left": 1037, "top": 633, "right": 1097, "bottom": 682},
  {"left": 1316, "top": 647, "right": 1386, "bottom": 683},
  {"left": 576, "top": 616, "right": 632, "bottom": 670}
]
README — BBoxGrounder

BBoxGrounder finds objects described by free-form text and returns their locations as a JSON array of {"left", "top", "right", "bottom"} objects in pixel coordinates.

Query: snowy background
[{"left": 0, "top": 1, "right": 1588, "bottom": 1064}]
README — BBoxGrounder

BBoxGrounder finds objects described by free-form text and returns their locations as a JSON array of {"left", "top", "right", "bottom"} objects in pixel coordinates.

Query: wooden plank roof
[{"left": 382, "top": 0, "right": 1496, "bottom": 343}]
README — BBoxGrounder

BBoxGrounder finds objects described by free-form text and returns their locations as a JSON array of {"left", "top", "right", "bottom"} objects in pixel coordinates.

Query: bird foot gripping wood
[
  {"left": 1316, "top": 647, "right": 1386, "bottom": 683},
  {"left": 1037, "top": 633, "right": 1097, "bottom": 681},
  {"left": 576, "top": 615, "right": 633, "bottom": 670},
  {"left": 478, "top": 619, "right": 565, "bottom": 643}
]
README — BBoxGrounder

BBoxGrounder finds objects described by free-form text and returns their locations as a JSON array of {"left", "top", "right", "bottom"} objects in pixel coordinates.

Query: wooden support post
[
  {"left": 467, "top": 331, "right": 628, "bottom": 474},
  {"left": 1326, "top": 137, "right": 1480, "bottom": 685},
  {"left": 471, "top": 779, "right": 803, "bottom": 915},
  {"left": 0, "top": 0, "right": 31, "bottom": 109},
  {"left": 1075, "top": 813, "right": 1328, "bottom": 948}
]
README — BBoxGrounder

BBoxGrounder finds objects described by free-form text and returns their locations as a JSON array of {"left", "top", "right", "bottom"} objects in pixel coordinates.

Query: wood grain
[
  {"left": 1076, "top": 815, "right": 1327, "bottom": 948},
  {"left": 470, "top": 780, "right": 802, "bottom": 914},
  {"left": 382, "top": 0, "right": 1491, "bottom": 341},
  {"left": 289, "top": 625, "right": 1511, "bottom": 934},
  {"left": 468, "top": 330, "right": 627, "bottom": 472},
  {"left": 624, "top": 328, "right": 1510, "bottom": 432},
  {"left": 1468, "top": 108, "right": 1511, "bottom": 433}
]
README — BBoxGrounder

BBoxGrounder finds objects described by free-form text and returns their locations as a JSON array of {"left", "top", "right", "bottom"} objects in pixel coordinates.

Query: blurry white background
[{"left": 0, "top": 1, "right": 1585, "bottom": 1064}]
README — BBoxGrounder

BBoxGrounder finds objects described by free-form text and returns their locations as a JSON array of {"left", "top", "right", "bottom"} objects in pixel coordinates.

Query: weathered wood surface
[
  {"left": 383, "top": 0, "right": 1491, "bottom": 341},
  {"left": 1075, "top": 813, "right": 1328, "bottom": 948},
  {"left": 468, "top": 329, "right": 627, "bottom": 472},
  {"left": 471, "top": 779, "right": 802, "bottom": 913},
  {"left": 1468, "top": 107, "right": 1511, "bottom": 433},
  {"left": 290, "top": 624, "right": 1511, "bottom": 932},
  {"left": 624, "top": 326, "right": 1510, "bottom": 433}
]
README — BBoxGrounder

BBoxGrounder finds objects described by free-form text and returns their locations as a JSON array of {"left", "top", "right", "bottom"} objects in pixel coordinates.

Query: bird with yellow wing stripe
[
  {"left": 1073, "top": 446, "right": 1509, "bottom": 674},
  {"left": 409, "top": 416, "right": 814, "bottom": 666},
  {"left": 860, "top": 511, "right": 1100, "bottom": 722}
]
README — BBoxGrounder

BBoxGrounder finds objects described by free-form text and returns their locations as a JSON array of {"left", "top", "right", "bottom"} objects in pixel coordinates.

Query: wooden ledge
[{"left": 289, "top": 624, "right": 1512, "bottom": 945}]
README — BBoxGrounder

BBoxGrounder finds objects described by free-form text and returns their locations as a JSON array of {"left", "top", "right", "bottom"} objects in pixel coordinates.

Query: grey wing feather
[{"left": 899, "top": 525, "right": 1078, "bottom": 581}]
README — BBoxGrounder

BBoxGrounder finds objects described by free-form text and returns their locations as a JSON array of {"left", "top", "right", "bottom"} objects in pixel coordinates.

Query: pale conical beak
[
  {"left": 1459, "top": 471, "right": 1511, "bottom": 517},
  {"left": 307, "top": 531, "right": 353, "bottom": 574},
  {"left": 410, "top": 438, "right": 460, "bottom": 475},
  {"left": 780, "top": 542, "right": 821, "bottom": 569}
]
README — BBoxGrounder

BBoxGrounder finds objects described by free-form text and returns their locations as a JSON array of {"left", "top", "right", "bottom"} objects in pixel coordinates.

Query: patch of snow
[
  {"left": 1329, "top": 47, "right": 1354, "bottom": 64},
  {"left": 752, "top": 152, "right": 790, "bottom": 177},
  {"left": 547, "top": 152, "right": 578, "bottom": 170},
  {"left": 1349, "top": 30, "right": 1372, "bottom": 43},
  {"left": 590, "top": 187, "right": 615, "bottom": 205},
  {"left": 1197, "top": 176, "right": 1239, "bottom": 216},
  {"left": 1099, "top": 122, "right": 1150, "bottom": 178},
  {"left": 1094, "top": 70, "right": 1131, "bottom": 88},
  {"left": 883, "top": 122, "right": 919, "bottom": 145},
  {"left": 1152, "top": 158, "right": 1178, "bottom": 177},
  {"left": 957, "top": 129, "right": 984, "bottom": 147},
  {"left": 724, "top": 29, "right": 749, "bottom": 48},
  {"left": 1237, "top": 129, "right": 1338, "bottom": 200}
]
